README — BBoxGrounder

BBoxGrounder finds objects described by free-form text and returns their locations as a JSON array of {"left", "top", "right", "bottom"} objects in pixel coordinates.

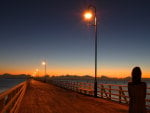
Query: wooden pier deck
[{"left": 18, "top": 80, "right": 128, "bottom": 113}]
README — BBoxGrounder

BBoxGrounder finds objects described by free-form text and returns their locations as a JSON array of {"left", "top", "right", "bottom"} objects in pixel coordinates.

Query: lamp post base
[{"left": 94, "top": 81, "right": 97, "bottom": 97}]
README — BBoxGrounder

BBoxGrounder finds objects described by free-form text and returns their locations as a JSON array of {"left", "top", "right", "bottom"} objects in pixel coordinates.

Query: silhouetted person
[{"left": 128, "top": 67, "right": 147, "bottom": 113}]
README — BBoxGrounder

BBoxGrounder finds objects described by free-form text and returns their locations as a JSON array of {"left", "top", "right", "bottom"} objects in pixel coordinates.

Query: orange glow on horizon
[{"left": 0, "top": 67, "right": 150, "bottom": 78}]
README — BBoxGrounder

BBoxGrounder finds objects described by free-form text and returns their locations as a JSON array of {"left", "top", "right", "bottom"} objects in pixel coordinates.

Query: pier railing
[
  {"left": 0, "top": 80, "right": 29, "bottom": 113},
  {"left": 98, "top": 84, "right": 129, "bottom": 104},
  {"left": 51, "top": 79, "right": 150, "bottom": 109}
]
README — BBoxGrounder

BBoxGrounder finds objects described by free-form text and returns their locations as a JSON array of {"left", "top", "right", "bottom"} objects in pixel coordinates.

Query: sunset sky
[{"left": 0, "top": 0, "right": 150, "bottom": 78}]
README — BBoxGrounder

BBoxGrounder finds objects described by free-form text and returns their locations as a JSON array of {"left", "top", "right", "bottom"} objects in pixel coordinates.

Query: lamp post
[
  {"left": 42, "top": 61, "right": 46, "bottom": 82},
  {"left": 84, "top": 5, "right": 98, "bottom": 97},
  {"left": 36, "top": 68, "right": 39, "bottom": 77}
]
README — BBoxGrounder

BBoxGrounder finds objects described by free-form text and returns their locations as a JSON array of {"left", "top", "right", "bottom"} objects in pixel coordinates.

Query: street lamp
[
  {"left": 36, "top": 68, "right": 39, "bottom": 77},
  {"left": 32, "top": 72, "right": 36, "bottom": 77},
  {"left": 42, "top": 61, "right": 47, "bottom": 82},
  {"left": 84, "top": 5, "right": 98, "bottom": 97}
]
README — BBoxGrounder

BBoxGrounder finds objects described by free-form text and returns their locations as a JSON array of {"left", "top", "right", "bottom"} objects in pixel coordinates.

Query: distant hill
[
  {"left": 50, "top": 75, "right": 93, "bottom": 80},
  {"left": 0, "top": 73, "right": 31, "bottom": 79},
  {"left": 50, "top": 75, "right": 131, "bottom": 81},
  {"left": 50, "top": 75, "right": 150, "bottom": 81}
]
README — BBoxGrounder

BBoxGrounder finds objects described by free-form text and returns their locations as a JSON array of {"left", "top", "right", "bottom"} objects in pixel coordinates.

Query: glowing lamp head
[
  {"left": 42, "top": 61, "right": 46, "bottom": 65},
  {"left": 84, "top": 11, "right": 93, "bottom": 20}
]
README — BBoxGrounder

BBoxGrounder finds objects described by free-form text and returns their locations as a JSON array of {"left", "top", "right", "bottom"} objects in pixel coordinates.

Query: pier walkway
[{"left": 18, "top": 80, "right": 128, "bottom": 113}]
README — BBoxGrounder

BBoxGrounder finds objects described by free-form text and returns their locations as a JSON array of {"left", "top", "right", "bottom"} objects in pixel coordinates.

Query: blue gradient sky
[{"left": 0, "top": 0, "right": 150, "bottom": 77}]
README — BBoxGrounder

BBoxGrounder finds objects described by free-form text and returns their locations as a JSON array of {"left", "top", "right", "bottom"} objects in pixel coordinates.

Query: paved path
[{"left": 18, "top": 80, "right": 128, "bottom": 113}]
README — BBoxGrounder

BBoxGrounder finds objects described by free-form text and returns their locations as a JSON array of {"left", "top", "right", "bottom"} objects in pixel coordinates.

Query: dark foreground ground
[{"left": 18, "top": 80, "right": 128, "bottom": 113}]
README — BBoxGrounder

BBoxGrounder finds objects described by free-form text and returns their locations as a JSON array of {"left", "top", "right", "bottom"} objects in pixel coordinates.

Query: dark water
[{"left": 0, "top": 78, "right": 26, "bottom": 93}]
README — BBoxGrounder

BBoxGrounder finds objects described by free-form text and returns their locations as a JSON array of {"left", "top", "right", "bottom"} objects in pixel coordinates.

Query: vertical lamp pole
[{"left": 84, "top": 5, "right": 97, "bottom": 97}]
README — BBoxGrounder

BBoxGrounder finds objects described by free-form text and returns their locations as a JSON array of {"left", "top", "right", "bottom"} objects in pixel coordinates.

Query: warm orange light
[
  {"left": 84, "top": 11, "right": 93, "bottom": 20},
  {"left": 42, "top": 61, "right": 46, "bottom": 65}
]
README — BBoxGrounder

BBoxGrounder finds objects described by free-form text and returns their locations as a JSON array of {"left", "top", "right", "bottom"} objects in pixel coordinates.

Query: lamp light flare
[
  {"left": 42, "top": 61, "right": 46, "bottom": 65},
  {"left": 84, "top": 12, "right": 93, "bottom": 20},
  {"left": 32, "top": 72, "right": 36, "bottom": 77}
]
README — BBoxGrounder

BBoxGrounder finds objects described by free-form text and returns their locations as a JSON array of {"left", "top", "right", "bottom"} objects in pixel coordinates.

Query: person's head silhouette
[{"left": 132, "top": 67, "right": 141, "bottom": 84}]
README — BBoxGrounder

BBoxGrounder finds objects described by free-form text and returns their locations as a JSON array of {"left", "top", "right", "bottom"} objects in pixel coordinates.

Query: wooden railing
[
  {"left": 0, "top": 80, "right": 29, "bottom": 113},
  {"left": 98, "top": 84, "right": 129, "bottom": 103},
  {"left": 51, "top": 79, "right": 150, "bottom": 109}
]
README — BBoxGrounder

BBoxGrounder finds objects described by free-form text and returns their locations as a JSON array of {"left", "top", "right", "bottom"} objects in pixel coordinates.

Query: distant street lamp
[
  {"left": 36, "top": 68, "right": 39, "bottom": 77},
  {"left": 42, "top": 61, "right": 47, "bottom": 82},
  {"left": 33, "top": 72, "right": 36, "bottom": 77},
  {"left": 42, "top": 61, "right": 46, "bottom": 75},
  {"left": 84, "top": 5, "right": 98, "bottom": 97}
]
